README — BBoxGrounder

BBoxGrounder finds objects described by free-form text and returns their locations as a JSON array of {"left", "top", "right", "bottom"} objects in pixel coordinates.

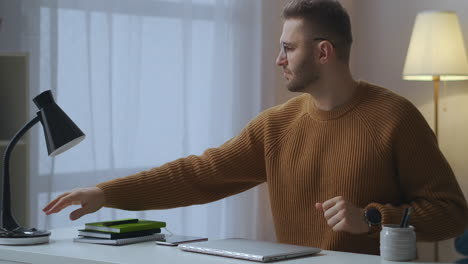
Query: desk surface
[{"left": 0, "top": 227, "right": 442, "bottom": 264}]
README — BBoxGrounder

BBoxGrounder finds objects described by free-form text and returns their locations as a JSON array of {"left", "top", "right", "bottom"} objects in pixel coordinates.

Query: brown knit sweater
[{"left": 96, "top": 81, "right": 468, "bottom": 255}]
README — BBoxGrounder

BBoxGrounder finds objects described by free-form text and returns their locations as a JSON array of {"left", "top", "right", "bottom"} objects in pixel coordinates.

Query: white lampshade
[{"left": 403, "top": 11, "right": 468, "bottom": 81}]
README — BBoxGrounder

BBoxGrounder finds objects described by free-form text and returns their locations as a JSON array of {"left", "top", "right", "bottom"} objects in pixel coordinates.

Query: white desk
[{"left": 0, "top": 227, "right": 444, "bottom": 264}]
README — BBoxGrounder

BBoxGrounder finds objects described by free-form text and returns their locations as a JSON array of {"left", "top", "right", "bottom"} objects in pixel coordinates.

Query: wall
[
  {"left": 273, "top": 0, "right": 468, "bottom": 262},
  {"left": 0, "top": 0, "right": 22, "bottom": 52}
]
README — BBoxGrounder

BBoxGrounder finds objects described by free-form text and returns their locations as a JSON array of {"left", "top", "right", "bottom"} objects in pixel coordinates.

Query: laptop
[{"left": 178, "top": 238, "right": 321, "bottom": 262}]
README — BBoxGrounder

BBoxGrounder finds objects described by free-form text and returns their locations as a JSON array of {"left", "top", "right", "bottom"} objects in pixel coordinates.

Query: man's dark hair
[{"left": 282, "top": 0, "right": 353, "bottom": 63}]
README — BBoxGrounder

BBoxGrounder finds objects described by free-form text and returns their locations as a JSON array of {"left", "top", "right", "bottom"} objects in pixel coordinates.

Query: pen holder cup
[{"left": 380, "top": 224, "right": 416, "bottom": 261}]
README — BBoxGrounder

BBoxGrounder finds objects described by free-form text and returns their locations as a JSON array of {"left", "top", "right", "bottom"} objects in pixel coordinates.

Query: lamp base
[{"left": 0, "top": 227, "right": 50, "bottom": 245}]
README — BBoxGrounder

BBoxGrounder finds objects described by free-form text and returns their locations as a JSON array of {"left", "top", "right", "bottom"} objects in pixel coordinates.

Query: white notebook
[{"left": 74, "top": 233, "right": 165, "bottom": 246}]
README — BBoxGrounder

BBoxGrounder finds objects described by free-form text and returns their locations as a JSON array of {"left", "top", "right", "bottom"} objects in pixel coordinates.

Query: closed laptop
[{"left": 178, "top": 238, "right": 321, "bottom": 262}]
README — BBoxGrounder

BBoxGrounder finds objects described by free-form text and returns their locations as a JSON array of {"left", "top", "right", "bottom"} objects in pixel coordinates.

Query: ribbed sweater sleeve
[
  {"left": 367, "top": 101, "right": 468, "bottom": 241},
  {"left": 96, "top": 110, "right": 270, "bottom": 210}
]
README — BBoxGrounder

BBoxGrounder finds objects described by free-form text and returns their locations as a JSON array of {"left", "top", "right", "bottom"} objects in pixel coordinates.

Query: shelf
[{"left": 1, "top": 52, "right": 30, "bottom": 227}]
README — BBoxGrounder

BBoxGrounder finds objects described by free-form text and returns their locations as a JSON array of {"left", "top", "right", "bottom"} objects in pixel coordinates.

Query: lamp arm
[{"left": 1, "top": 115, "right": 40, "bottom": 230}]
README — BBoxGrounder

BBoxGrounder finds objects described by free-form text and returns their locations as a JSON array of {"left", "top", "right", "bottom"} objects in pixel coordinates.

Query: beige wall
[{"left": 273, "top": 0, "right": 468, "bottom": 262}]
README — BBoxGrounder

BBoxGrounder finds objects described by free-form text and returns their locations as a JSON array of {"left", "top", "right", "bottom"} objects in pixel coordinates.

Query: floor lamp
[{"left": 403, "top": 11, "right": 468, "bottom": 261}]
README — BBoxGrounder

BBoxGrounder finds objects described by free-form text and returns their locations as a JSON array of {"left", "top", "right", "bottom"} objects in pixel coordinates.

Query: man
[{"left": 43, "top": 0, "right": 468, "bottom": 255}]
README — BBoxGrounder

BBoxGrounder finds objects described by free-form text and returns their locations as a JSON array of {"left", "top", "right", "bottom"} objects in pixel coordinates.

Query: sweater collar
[{"left": 305, "top": 80, "right": 367, "bottom": 121}]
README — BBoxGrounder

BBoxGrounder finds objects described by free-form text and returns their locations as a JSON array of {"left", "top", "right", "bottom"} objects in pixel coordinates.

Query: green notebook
[{"left": 85, "top": 219, "right": 166, "bottom": 233}]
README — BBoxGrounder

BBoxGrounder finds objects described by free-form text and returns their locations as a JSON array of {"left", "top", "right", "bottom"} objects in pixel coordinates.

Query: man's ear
[{"left": 317, "top": 41, "right": 334, "bottom": 64}]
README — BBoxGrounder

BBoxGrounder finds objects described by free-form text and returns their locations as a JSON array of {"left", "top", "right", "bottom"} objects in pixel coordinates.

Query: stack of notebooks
[{"left": 74, "top": 218, "right": 166, "bottom": 246}]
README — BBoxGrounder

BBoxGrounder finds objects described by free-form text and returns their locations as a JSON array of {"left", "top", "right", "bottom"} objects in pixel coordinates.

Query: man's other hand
[{"left": 315, "top": 196, "right": 369, "bottom": 234}]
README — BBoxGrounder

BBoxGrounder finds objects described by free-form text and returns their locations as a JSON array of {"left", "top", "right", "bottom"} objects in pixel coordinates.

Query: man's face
[{"left": 276, "top": 19, "right": 321, "bottom": 93}]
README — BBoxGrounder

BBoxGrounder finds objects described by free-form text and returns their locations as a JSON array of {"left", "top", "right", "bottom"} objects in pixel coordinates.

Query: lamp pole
[
  {"left": 433, "top": 75, "right": 442, "bottom": 262},
  {"left": 433, "top": 76, "right": 440, "bottom": 139},
  {"left": 1, "top": 116, "right": 41, "bottom": 231}
]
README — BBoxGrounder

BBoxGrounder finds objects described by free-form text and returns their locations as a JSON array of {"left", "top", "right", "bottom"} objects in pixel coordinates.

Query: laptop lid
[{"left": 178, "top": 238, "right": 321, "bottom": 262}]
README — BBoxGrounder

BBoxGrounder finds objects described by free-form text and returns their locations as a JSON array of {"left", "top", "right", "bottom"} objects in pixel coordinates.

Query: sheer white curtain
[{"left": 18, "top": 0, "right": 277, "bottom": 241}]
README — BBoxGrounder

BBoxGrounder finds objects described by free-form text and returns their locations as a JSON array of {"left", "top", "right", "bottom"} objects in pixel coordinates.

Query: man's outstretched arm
[{"left": 43, "top": 110, "right": 271, "bottom": 219}]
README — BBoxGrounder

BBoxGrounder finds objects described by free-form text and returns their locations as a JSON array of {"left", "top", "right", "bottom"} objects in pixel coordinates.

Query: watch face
[{"left": 366, "top": 208, "right": 382, "bottom": 225}]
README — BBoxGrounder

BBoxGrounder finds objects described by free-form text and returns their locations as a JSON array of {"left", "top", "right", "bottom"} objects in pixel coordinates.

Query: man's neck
[{"left": 307, "top": 73, "right": 358, "bottom": 111}]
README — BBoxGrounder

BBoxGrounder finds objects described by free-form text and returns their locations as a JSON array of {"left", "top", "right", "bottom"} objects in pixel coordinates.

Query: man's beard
[{"left": 285, "top": 58, "right": 320, "bottom": 93}]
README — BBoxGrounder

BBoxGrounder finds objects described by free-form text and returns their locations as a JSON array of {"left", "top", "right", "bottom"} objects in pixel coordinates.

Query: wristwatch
[{"left": 364, "top": 207, "right": 382, "bottom": 234}]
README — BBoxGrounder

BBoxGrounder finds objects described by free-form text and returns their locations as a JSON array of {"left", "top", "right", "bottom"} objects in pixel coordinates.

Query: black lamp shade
[{"left": 33, "top": 90, "right": 85, "bottom": 156}]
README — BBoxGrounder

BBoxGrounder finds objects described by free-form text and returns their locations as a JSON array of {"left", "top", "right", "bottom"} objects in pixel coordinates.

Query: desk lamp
[{"left": 0, "top": 90, "right": 85, "bottom": 245}]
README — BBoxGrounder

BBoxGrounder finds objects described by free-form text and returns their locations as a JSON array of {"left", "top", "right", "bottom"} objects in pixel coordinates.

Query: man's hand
[
  {"left": 42, "top": 187, "right": 105, "bottom": 221},
  {"left": 315, "top": 196, "right": 369, "bottom": 234}
]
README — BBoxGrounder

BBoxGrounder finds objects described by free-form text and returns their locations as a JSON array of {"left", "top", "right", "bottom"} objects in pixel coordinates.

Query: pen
[
  {"left": 399, "top": 208, "right": 409, "bottom": 228},
  {"left": 400, "top": 207, "right": 413, "bottom": 228},
  {"left": 102, "top": 218, "right": 139, "bottom": 226},
  {"left": 403, "top": 207, "right": 414, "bottom": 228}
]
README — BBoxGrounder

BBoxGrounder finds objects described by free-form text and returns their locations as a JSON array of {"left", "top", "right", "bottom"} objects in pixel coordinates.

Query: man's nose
[{"left": 276, "top": 53, "right": 287, "bottom": 66}]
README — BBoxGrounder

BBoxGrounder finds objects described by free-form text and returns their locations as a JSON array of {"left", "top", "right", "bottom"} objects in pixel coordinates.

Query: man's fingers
[
  {"left": 322, "top": 196, "right": 343, "bottom": 211},
  {"left": 69, "top": 207, "right": 90, "bottom": 221},
  {"left": 42, "top": 192, "right": 70, "bottom": 212},
  {"left": 44, "top": 196, "right": 72, "bottom": 214},
  {"left": 324, "top": 203, "right": 341, "bottom": 219},
  {"left": 327, "top": 210, "right": 344, "bottom": 227},
  {"left": 47, "top": 201, "right": 72, "bottom": 215},
  {"left": 319, "top": 197, "right": 367, "bottom": 235},
  {"left": 54, "top": 201, "right": 83, "bottom": 215},
  {"left": 332, "top": 218, "right": 347, "bottom": 232},
  {"left": 315, "top": 203, "right": 323, "bottom": 211},
  {"left": 46, "top": 193, "right": 80, "bottom": 214},
  {"left": 53, "top": 200, "right": 82, "bottom": 214}
]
